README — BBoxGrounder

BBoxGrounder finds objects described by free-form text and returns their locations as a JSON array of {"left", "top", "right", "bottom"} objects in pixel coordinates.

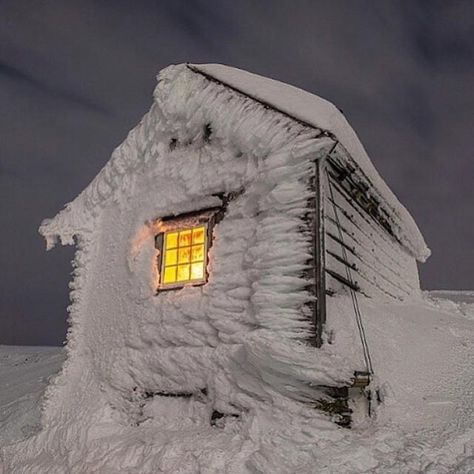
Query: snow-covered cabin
[{"left": 40, "top": 64, "right": 429, "bottom": 432}]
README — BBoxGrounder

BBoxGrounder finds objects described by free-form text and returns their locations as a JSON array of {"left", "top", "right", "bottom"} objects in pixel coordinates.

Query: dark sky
[{"left": 1, "top": 0, "right": 473, "bottom": 346}]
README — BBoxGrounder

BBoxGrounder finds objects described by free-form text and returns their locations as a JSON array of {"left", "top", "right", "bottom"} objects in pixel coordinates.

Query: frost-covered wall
[
  {"left": 4, "top": 65, "right": 428, "bottom": 472},
  {"left": 10, "top": 65, "right": 356, "bottom": 467}
]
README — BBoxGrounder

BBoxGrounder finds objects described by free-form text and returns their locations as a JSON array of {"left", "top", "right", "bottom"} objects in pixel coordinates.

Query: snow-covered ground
[
  {"left": 0, "top": 291, "right": 473, "bottom": 473},
  {"left": 0, "top": 346, "right": 64, "bottom": 447}
]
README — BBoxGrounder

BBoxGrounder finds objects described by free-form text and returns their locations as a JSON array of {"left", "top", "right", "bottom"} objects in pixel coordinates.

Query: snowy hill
[{"left": 1, "top": 291, "right": 473, "bottom": 473}]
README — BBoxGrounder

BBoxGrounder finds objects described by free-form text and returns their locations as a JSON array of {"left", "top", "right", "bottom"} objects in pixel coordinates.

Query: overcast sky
[{"left": 1, "top": 0, "right": 473, "bottom": 346}]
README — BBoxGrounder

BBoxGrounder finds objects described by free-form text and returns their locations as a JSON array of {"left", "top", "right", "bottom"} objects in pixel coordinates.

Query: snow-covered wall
[
  {"left": 4, "top": 65, "right": 428, "bottom": 472},
  {"left": 7, "top": 65, "right": 362, "bottom": 470}
]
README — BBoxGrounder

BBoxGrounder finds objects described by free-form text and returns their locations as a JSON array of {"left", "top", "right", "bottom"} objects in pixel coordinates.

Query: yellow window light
[
  {"left": 191, "top": 262, "right": 204, "bottom": 280},
  {"left": 191, "top": 244, "right": 204, "bottom": 262},
  {"left": 163, "top": 266, "right": 177, "bottom": 284},
  {"left": 165, "top": 249, "right": 177, "bottom": 266},
  {"left": 178, "top": 229, "right": 192, "bottom": 247},
  {"left": 177, "top": 264, "right": 190, "bottom": 281},
  {"left": 160, "top": 225, "right": 208, "bottom": 287},
  {"left": 166, "top": 232, "right": 178, "bottom": 249},
  {"left": 178, "top": 247, "right": 191, "bottom": 263},
  {"left": 192, "top": 227, "right": 205, "bottom": 244}
]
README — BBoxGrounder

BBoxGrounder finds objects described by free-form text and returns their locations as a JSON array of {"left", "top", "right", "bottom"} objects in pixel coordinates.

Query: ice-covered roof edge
[{"left": 189, "top": 63, "right": 430, "bottom": 262}]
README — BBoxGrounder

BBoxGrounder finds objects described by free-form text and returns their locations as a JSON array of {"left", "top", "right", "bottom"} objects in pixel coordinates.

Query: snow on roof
[
  {"left": 190, "top": 64, "right": 430, "bottom": 262},
  {"left": 41, "top": 63, "right": 429, "bottom": 261},
  {"left": 190, "top": 63, "right": 364, "bottom": 161}
]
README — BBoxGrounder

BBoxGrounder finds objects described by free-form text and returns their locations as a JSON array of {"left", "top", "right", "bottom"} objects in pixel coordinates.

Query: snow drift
[{"left": 1, "top": 293, "right": 474, "bottom": 472}]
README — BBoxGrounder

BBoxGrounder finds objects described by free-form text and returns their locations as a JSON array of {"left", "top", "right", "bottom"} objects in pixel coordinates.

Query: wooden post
[{"left": 314, "top": 158, "right": 327, "bottom": 347}]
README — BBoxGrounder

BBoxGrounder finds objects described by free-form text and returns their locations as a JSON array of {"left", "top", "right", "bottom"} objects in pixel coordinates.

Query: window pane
[
  {"left": 177, "top": 264, "right": 190, "bottom": 281},
  {"left": 165, "top": 249, "right": 177, "bottom": 266},
  {"left": 192, "top": 226, "right": 206, "bottom": 244},
  {"left": 191, "top": 244, "right": 204, "bottom": 262},
  {"left": 163, "top": 266, "right": 177, "bottom": 284},
  {"left": 191, "top": 262, "right": 204, "bottom": 280},
  {"left": 159, "top": 224, "right": 209, "bottom": 288},
  {"left": 178, "top": 230, "right": 192, "bottom": 247},
  {"left": 178, "top": 247, "right": 191, "bottom": 263},
  {"left": 166, "top": 232, "right": 178, "bottom": 249}
]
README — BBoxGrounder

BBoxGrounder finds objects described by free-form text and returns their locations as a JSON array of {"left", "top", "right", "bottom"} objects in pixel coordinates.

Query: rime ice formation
[
  {"left": 190, "top": 64, "right": 430, "bottom": 262},
  {"left": 2, "top": 65, "right": 470, "bottom": 474}
]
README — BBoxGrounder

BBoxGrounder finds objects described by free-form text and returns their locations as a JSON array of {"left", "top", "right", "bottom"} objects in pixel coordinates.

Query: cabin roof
[
  {"left": 189, "top": 64, "right": 430, "bottom": 262},
  {"left": 40, "top": 63, "right": 430, "bottom": 262},
  {"left": 189, "top": 63, "right": 368, "bottom": 169}
]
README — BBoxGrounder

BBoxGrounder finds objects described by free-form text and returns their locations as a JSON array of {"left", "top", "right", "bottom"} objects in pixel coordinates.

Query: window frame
[{"left": 155, "top": 207, "right": 221, "bottom": 291}]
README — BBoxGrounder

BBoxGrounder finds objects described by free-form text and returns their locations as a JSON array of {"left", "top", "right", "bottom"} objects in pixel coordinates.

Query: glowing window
[{"left": 160, "top": 225, "right": 208, "bottom": 288}]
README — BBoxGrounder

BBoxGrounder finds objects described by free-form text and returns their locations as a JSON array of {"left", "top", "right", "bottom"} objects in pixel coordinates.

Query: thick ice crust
[{"left": 11, "top": 65, "right": 357, "bottom": 472}]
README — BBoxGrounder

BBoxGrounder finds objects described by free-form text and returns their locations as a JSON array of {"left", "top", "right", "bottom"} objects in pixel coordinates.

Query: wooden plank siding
[{"left": 321, "top": 145, "right": 420, "bottom": 299}]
